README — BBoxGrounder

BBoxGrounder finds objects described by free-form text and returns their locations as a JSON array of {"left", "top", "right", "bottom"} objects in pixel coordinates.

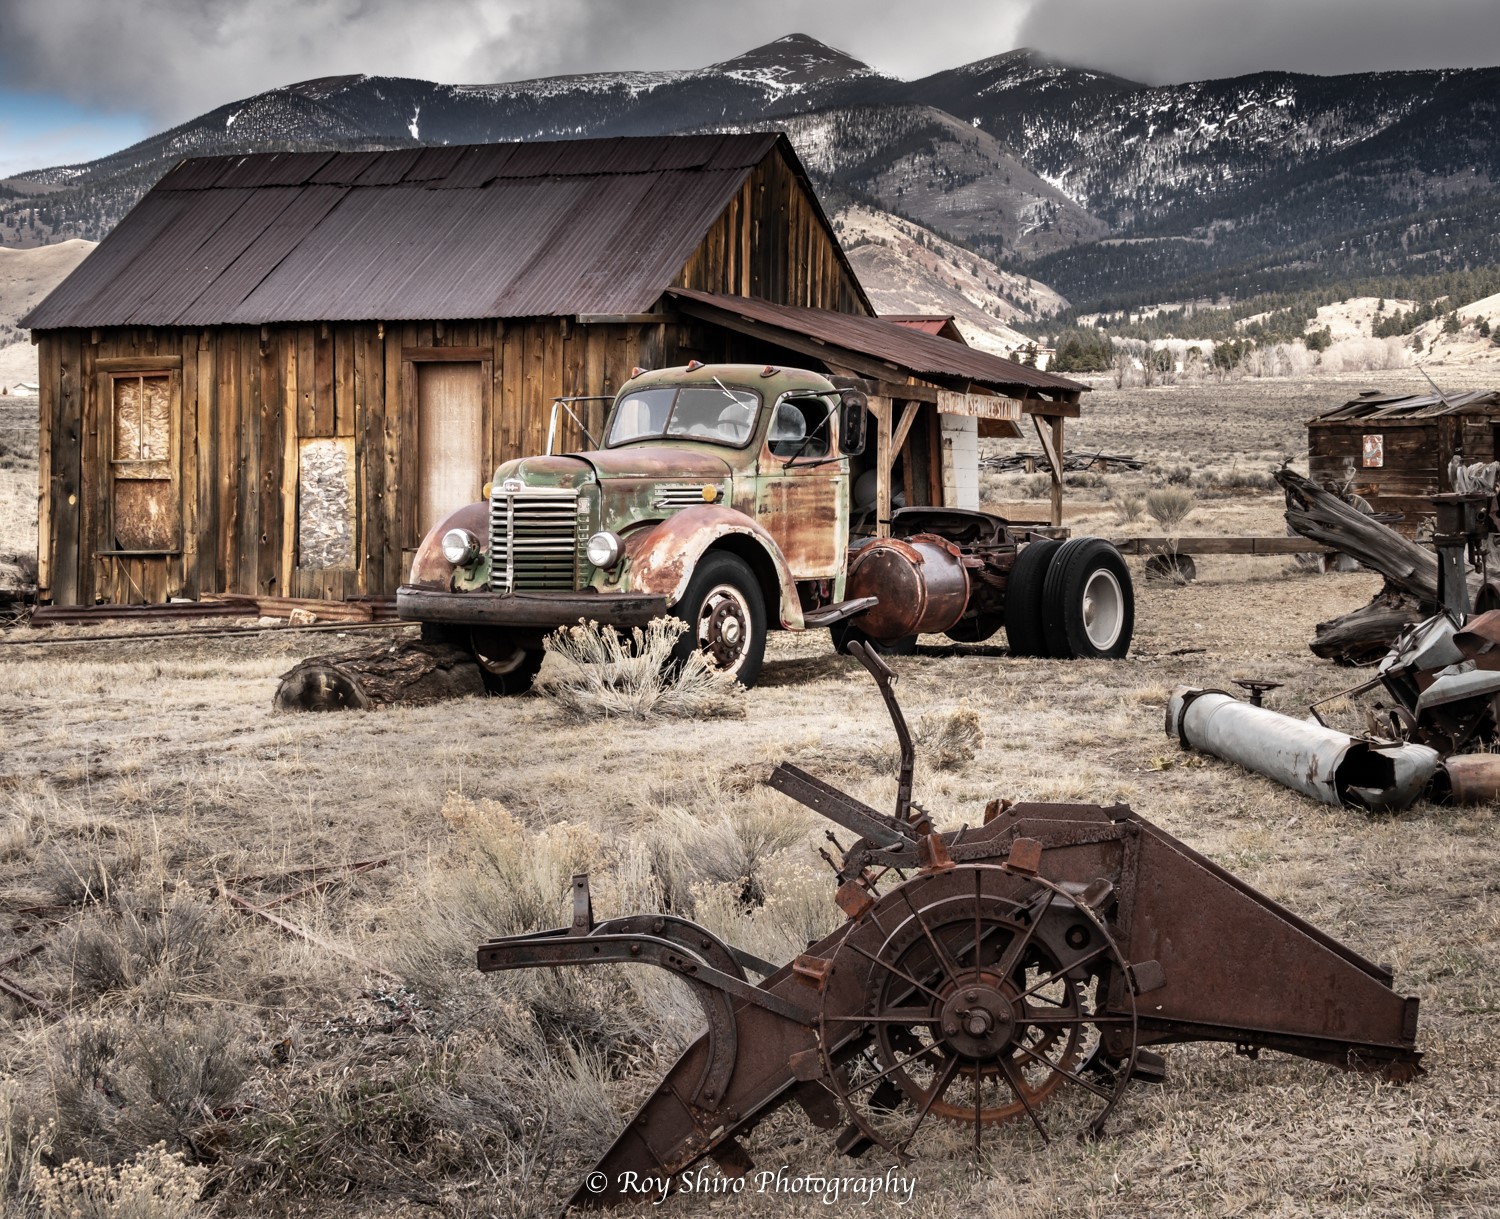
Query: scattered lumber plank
[
  {"left": 273, "top": 639, "right": 483, "bottom": 711},
  {"left": 1117, "top": 535, "right": 1335, "bottom": 557}
]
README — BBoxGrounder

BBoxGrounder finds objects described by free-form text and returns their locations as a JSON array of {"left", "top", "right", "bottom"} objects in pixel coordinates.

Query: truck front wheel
[{"left": 670, "top": 551, "right": 767, "bottom": 687}]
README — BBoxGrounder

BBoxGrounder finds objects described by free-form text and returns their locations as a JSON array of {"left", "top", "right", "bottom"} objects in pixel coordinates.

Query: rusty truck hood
[
  {"left": 495, "top": 453, "right": 595, "bottom": 489},
  {"left": 575, "top": 446, "right": 733, "bottom": 481}
]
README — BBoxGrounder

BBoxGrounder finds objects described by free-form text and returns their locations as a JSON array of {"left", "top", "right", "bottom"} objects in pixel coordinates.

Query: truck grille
[{"left": 489, "top": 489, "right": 582, "bottom": 592}]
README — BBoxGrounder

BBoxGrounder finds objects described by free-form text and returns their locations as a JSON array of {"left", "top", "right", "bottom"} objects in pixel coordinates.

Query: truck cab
[{"left": 397, "top": 362, "right": 1133, "bottom": 690}]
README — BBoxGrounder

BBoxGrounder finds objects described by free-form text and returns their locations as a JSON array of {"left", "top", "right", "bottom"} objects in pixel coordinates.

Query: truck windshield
[{"left": 606, "top": 385, "right": 759, "bottom": 448}]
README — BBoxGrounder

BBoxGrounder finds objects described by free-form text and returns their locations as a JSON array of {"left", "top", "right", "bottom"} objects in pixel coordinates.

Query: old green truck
[{"left": 396, "top": 362, "right": 1133, "bottom": 690}]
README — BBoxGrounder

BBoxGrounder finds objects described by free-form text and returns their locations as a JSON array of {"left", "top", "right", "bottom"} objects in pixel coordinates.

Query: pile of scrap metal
[
  {"left": 478, "top": 644, "right": 1422, "bottom": 1209},
  {"left": 1177, "top": 470, "right": 1500, "bottom": 810}
]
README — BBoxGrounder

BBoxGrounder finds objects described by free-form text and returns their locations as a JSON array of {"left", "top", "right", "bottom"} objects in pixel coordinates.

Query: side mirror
[{"left": 839, "top": 388, "right": 868, "bottom": 456}]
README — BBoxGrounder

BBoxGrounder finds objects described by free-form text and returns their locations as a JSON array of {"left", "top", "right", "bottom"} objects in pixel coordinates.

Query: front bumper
[{"left": 397, "top": 585, "right": 670, "bottom": 630}]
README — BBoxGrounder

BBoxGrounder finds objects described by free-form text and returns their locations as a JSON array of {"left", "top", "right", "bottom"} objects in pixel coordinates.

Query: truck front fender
[
  {"left": 625, "top": 507, "right": 805, "bottom": 630},
  {"left": 408, "top": 501, "right": 489, "bottom": 589}
]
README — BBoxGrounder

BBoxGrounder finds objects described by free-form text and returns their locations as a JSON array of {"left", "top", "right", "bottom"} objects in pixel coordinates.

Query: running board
[{"left": 802, "top": 596, "right": 878, "bottom": 628}]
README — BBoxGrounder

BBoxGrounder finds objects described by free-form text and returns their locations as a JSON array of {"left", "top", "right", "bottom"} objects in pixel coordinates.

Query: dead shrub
[
  {"left": 67, "top": 897, "right": 215, "bottom": 1001},
  {"left": 859, "top": 706, "right": 984, "bottom": 773},
  {"left": 1113, "top": 495, "right": 1146, "bottom": 524},
  {"left": 1021, "top": 473, "right": 1050, "bottom": 499},
  {"left": 537, "top": 618, "right": 745, "bottom": 721},
  {"left": 48, "top": 1011, "right": 246, "bottom": 1167},
  {"left": 29, "top": 1144, "right": 206, "bottom": 1219},
  {"left": 1145, "top": 486, "right": 1195, "bottom": 532}
]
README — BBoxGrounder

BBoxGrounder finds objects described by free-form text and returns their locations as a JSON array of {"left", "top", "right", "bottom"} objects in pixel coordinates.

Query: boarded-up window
[
  {"left": 1363, "top": 434, "right": 1384, "bottom": 468},
  {"left": 297, "top": 437, "right": 356, "bottom": 569},
  {"left": 110, "top": 373, "right": 179, "bottom": 551}
]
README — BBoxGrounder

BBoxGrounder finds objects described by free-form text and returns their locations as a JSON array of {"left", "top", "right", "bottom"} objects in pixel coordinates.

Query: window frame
[{"left": 96, "top": 358, "right": 183, "bottom": 556}]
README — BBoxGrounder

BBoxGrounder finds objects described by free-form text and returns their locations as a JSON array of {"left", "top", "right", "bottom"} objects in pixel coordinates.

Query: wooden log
[
  {"left": 1310, "top": 583, "right": 1428, "bottom": 666},
  {"left": 273, "top": 639, "right": 483, "bottom": 711},
  {"left": 1276, "top": 467, "right": 1446, "bottom": 601}
]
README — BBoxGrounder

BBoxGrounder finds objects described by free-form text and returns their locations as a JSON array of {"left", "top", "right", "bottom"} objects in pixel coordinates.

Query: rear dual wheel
[{"left": 1005, "top": 538, "right": 1133, "bottom": 660}]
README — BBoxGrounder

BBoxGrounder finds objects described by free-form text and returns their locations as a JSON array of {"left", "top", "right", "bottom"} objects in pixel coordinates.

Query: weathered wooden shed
[
  {"left": 23, "top": 132, "right": 1083, "bottom": 605},
  {"left": 1309, "top": 389, "right": 1500, "bottom": 534}
]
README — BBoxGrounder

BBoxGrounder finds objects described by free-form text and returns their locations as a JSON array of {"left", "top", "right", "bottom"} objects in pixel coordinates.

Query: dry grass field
[{"left": 2, "top": 371, "right": 1499, "bottom": 1219}]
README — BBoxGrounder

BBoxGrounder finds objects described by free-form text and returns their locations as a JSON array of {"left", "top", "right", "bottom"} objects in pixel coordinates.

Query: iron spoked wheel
[
  {"left": 670, "top": 551, "right": 767, "bottom": 687},
  {"left": 817, "top": 866, "right": 1137, "bottom": 1161}
]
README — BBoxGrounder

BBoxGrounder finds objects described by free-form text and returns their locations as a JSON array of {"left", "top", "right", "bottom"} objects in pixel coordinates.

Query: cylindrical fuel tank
[{"left": 844, "top": 536, "right": 970, "bottom": 640}]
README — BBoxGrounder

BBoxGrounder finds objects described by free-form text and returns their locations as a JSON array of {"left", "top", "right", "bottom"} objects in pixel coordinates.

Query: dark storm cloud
[
  {"left": 2, "top": 0, "right": 1497, "bottom": 128},
  {"left": 0, "top": 0, "right": 1026, "bottom": 125},
  {"left": 1016, "top": 0, "right": 1500, "bottom": 83}
]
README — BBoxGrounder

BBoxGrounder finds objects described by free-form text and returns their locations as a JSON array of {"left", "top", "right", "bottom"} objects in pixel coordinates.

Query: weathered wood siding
[
  {"left": 1309, "top": 416, "right": 1500, "bottom": 536},
  {"left": 36, "top": 319, "right": 679, "bottom": 604},
  {"left": 675, "top": 150, "right": 866, "bottom": 313}
]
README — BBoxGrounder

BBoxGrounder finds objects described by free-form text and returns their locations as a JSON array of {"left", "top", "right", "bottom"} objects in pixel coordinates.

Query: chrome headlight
[
  {"left": 441, "top": 528, "right": 481, "bottom": 566},
  {"left": 586, "top": 530, "right": 623, "bottom": 569}
]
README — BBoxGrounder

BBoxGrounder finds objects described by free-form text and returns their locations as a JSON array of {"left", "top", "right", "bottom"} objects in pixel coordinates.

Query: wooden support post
[
  {"left": 872, "top": 395, "right": 893, "bottom": 539},
  {"left": 1050, "top": 415, "right": 1065, "bottom": 527}
]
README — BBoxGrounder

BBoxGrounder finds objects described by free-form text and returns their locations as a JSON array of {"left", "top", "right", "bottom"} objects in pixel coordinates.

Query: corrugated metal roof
[
  {"left": 670, "top": 290, "right": 1085, "bottom": 397},
  {"left": 1313, "top": 389, "right": 1500, "bottom": 421},
  {"left": 23, "top": 133, "right": 789, "bottom": 329}
]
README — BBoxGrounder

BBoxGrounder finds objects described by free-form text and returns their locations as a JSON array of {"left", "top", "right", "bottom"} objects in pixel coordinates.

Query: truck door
[{"left": 754, "top": 395, "right": 846, "bottom": 579}]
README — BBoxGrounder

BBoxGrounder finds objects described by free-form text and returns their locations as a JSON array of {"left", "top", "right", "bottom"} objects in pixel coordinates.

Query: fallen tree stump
[
  {"left": 1311, "top": 583, "right": 1429, "bottom": 666},
  {"left": 274, "top": 639, "right": 483, "bottom": 711},
  {"left": 1276, "top": 467, "right": 1465, "bottom": 663},
  {"left": 1275, "top": 467, "right": 1445, "bottom": 601}
]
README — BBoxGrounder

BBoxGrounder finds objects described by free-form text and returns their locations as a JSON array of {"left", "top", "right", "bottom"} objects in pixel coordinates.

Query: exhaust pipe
[{"left": 1167, "top": 687, "right": 1440, "bottom": 811}]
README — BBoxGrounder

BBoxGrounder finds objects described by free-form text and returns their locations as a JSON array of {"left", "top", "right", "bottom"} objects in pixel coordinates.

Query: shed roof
[
  {"left": 881, "top": 314, "right": 967, "bottom": 343},
  {"left": 1313, "top": 389, "right": 1500, "bottom": 421},
  {"left": 24, "top": 133, "right": 855, "bottom": 330},
  {"left": 668, "top": 290, "right": 1084, "bottom": 402}
]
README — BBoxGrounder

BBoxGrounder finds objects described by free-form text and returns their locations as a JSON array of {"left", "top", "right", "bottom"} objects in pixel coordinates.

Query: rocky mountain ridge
[{"left": 4, "top": 35, "right": 1497, "bottom": 315}]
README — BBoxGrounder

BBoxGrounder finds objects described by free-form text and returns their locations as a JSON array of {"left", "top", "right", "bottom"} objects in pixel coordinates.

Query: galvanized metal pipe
[{"left": 1167, "top": 687, "right": 1440, "bottom": 811}]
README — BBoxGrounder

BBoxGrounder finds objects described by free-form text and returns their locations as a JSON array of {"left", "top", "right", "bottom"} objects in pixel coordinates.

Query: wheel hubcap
[
  {"left": 1081, "top": 569, "right": 1124, "bottom": 650},
  {"left": 697, "top": 584, "right": 752, "bottom": 674}
]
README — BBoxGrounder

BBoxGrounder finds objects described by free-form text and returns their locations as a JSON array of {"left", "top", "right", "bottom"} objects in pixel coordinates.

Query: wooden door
[{"left": 416, "top": 362, "right": 484, "bottom": 535}]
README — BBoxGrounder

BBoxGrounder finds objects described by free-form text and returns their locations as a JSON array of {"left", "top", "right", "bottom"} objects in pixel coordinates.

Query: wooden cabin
[
  {"left": 23, "top": 133, "right": 1084, "bottom": 605},
  {"left": 1308, "top": 389, "right": 1500, "bottom": 534}
]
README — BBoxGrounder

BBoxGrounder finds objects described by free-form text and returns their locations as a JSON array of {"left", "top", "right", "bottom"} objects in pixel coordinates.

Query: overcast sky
[{"left": 3, "top": 0, "right": 1499, "bottom": 176}]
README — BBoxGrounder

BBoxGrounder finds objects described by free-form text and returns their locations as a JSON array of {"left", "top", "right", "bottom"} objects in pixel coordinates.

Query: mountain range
[{"left": 3, "top": 33, "right": 1498, "bottom": 316}]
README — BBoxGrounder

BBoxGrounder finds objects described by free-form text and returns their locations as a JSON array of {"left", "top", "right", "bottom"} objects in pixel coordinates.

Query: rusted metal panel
[{"left": 21, "top": 134, "right": 784, "bottom": 331}]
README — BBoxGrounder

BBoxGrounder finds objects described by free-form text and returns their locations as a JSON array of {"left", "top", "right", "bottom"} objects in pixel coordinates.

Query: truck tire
[
  {"left": 471, "top": 628, "right": 545, "bottom": 695},
  {"left": 944, "top": 611, "right": 1004, "bottom": 643},
  {"left": 1041, "top": 538, "right": 1134, "bottom": 660},
  {"left": 1003, "top": 538, "right": 1061, "bottom": 657},
  {"left": 423, "top": 622, "right": 543, "bottom": 695},
  {"left": 670, "top": 551, "right": 767, "bottom": 687},
  {"left": 828, "top": 622, "right": 919, "bottom": 656}
]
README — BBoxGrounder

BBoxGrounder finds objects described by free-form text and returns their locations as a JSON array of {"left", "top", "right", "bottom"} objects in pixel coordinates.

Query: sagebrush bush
[
  {"left": 1021, "top": 473, "right": 1051, "bottom": 499},
  {"left": 1113, "top": 495, "right": 1146, "bottom": 524},
  {"left": 1146, "top": 487, "right": 1195, "bottom": 531},
  {"left": 30, "top": 1144, "right": 206, "bottom": 1219},
  {"left": 537, "top": 618, "right": 745, "bottom": 720}
]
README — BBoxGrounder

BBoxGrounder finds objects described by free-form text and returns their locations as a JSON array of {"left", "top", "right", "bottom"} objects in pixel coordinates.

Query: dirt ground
[{"left": 2, "top": 371, "right": 1499, "bottom": 1218}]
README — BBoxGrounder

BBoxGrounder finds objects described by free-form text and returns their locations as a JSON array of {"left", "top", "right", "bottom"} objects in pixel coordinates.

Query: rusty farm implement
[{"left": 477, "top": 644, "right": 1423, "bottom": 1209}]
